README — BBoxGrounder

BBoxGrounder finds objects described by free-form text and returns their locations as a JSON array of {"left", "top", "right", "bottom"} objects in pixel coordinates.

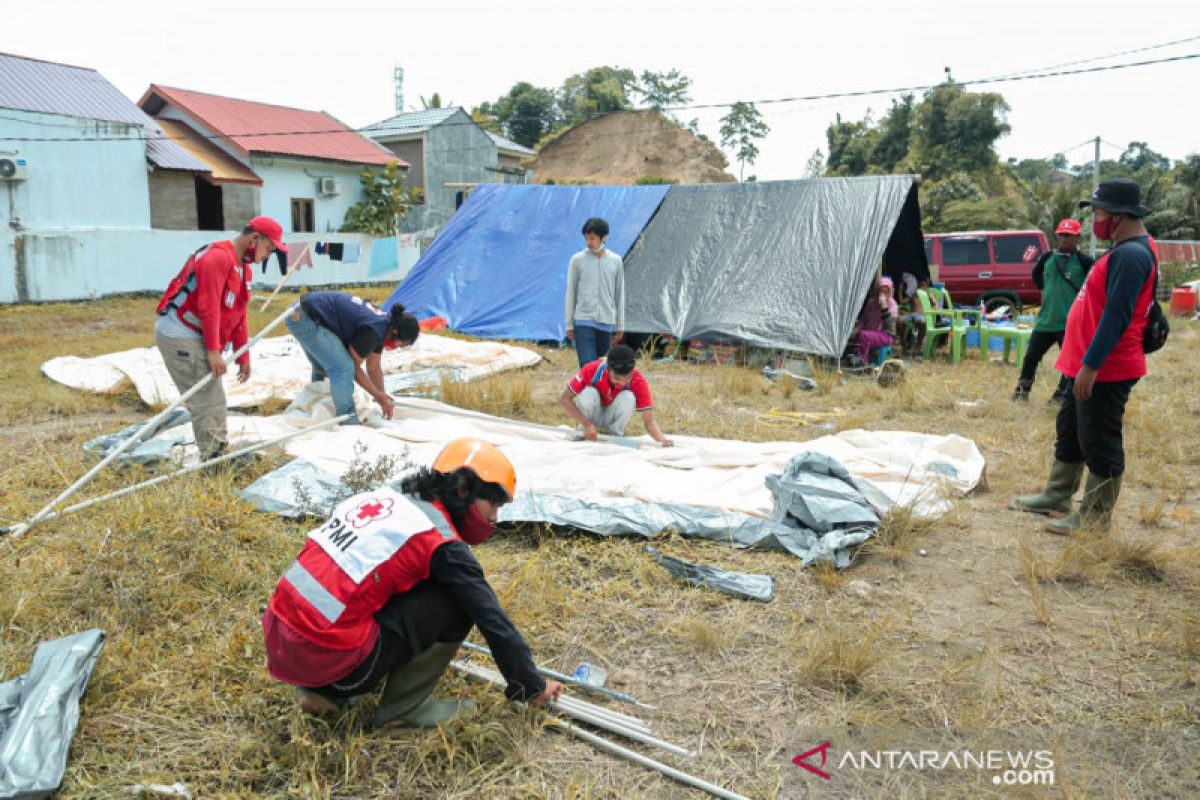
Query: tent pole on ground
[{"left": 1, "top": 303, "right": 300, "bottom": 541}]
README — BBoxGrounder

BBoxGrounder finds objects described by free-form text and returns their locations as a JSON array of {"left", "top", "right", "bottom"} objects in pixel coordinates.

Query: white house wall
[
  {"left": 253, "top": 158, "right": 373, "bottom": 234},
  {"left": 1, "top": 229, "right": 420, "bottom": 303},
  {"left": 0, "top": 109, "right": 152, "bottom": 230}
]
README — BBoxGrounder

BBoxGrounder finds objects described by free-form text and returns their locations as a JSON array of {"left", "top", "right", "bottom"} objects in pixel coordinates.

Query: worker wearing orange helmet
[{"left": 262, "top": 439, "right": 562, "bottom": 728}]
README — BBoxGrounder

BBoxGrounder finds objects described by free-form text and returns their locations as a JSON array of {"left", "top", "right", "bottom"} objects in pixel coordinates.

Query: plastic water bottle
[{"left": 571, "top": 662, "right": 608, "bottom": 687}]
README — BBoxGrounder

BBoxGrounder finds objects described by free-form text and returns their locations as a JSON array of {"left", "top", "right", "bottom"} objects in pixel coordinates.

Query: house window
[{"left": 291, "top": 198, "right": 315, "bottom": 232}]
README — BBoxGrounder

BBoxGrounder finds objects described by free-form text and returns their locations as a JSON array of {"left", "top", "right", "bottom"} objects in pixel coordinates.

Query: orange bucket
[{"left": 1169, "top": 287, "right": 1197, "bottom": 317}]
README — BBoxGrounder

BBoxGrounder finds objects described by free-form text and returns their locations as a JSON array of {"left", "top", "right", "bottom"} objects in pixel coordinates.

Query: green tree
[
  {"left": 558, "top": 66, "right": 639, "bottom": 126},
  {"left": 719, "top": 101, "right": 769, "bottom": 181},
  {"left": 908, "top": 82, "right": 1010, "bottom": 181},
  {"left": 871, "top": 95, "right": 915, "bottom": 173},
  {"left": 1119, "top": 141, "right": 1170, "bottom": 173},
  {"left": 489, "top": 82, "right": 561, "bottom": 148},
  {"left": 419, "top": 92, "right": 452, "bottom": 109},
  {"left": 638, "top": 69, "right": 692, "bottom": 117},
  {"left": 340, "top": 161, "right": 420, "bottom": 236},
  {"left": 470, "top": 104, "right": 504, "bottom": 136},
  {"left": 803, "top": 148, "right": 826, "bottom": 179},
  {"left": 825, "top": 112, "right": 879, "bottom": 176}
]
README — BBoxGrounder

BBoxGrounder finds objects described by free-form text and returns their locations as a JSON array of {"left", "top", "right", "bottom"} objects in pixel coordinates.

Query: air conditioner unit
[
  {"left": 0, "top": 157, "right": 29, "bottom": 181},
  {"left": 318, "top": 177, "right": 341, "bottom": 196}
]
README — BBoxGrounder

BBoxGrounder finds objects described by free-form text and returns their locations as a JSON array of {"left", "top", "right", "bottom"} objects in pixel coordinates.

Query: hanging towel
[
  {"left": 285, "top": 242, "right": 314, "bottom": 272},
  {"left": 327, "top": 242, "right": 344, "bottom": 261},
  {"left": 368, "top": 237, "right": 399, "bottom": 277},
  {"left": 342, "top": 242, "right": 361, "bottom": 263}
]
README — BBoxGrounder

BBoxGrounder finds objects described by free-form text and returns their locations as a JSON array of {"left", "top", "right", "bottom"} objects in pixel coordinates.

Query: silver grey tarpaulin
[
  {"left": 238, "top": 450, "right": 888, "bottom": 568},
  {"left": 0, "top": 629, "right": 105, "bottom": 800},
  {"left": 622, "top": 175, "right": 923, "bottom": 357}
]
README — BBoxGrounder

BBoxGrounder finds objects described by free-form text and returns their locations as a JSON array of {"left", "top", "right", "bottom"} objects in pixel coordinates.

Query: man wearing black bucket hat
[{"left": 1010, "top": 178, "right": 1158, "bottom": 534}]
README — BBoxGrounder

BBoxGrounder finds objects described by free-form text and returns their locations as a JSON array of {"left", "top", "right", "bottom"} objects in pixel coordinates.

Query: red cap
[
  {"left": 1055, "top": 218, "right": 1082, "bottom": 236},
  {"left": 246, "top": 216, "right": 288, "bottom": 253}
]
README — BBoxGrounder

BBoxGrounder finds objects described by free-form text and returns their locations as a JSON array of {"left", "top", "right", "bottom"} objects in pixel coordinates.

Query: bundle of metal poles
[{"left": 450, "top": 659, "right": 749, "bottom": 800}]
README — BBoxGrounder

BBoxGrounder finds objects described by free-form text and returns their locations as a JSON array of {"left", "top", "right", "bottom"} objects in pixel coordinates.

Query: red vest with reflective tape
[
  {"left": 267, "top": 488, "right": 461, "bottom": 651},
  {"left": 1056, "top": 238, "right": 1156, "bottom": 382},
  {"left": 155, "top": 241, "right": 252, "bottom": 355}
]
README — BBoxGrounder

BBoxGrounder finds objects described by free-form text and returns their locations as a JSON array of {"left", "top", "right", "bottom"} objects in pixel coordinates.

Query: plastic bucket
[{"left": 1169, "top": 287, "right": 1197, "bottom": 317}]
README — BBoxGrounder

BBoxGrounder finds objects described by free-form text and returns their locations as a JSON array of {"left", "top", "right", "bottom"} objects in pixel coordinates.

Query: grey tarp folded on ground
[
  {"left": 82, "top": 408, "right": 192, "bottom": 466},
  {"left": 622, "top": 176, "right": 923, "bottom": 357},
  {"left": 645, "top": 545, "right": 775, "bottom": 602},
  {"left": 239, "top": 450, "right": 888, "bottom": 567},
  {"left": 0, "top": 629, "right": 105, "bottom": 800}
]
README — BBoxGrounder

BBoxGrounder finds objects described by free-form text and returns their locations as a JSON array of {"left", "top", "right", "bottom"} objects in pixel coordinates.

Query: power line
[
  {"left": 1, "top": 49, "right": 1197, "bottom": 145},
  {"left": 987, "top": 32, "right": 1200, "bottom": 80}
]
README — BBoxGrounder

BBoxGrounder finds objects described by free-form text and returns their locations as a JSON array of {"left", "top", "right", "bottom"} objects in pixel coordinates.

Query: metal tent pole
[
  {"left": 18, "top": 414, "right": 351, "bottom": 528},
  {"left": 2, "top": 302, "right": 299, "bottom": 540}
]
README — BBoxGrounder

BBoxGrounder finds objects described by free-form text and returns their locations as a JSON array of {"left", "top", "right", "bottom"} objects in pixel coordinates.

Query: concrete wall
[
  {"left": 253, "top": 157, "right": 373, "bottom": 234},
  {"left": 0, "top": 229, "right": 421, "bottom": 303},
  {"left": 222, "top": 184, "right": 261, "bottom": 229},
  {"left": 383, "top": 139, "right": 424, "bottom": 192},
  {"left": 148, "top": 170, "right": 198, "bottom": 229},
  {"left": 398, "top": 110, "right": 497, "bottom": 233},
  {"left": 0, "top": 110, "right": 152, "bottom": 230}
]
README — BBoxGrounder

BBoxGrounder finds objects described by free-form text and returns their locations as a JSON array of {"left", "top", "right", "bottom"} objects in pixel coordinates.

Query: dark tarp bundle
[
  {"left": 0, "top": 629, "right": 105, "bottom": 800},
  {"left": 382, "top": 184, "right": 669, "bottom": 341},
  {"left": 622, "top": 176, "right": 925, "bottom": 356}
]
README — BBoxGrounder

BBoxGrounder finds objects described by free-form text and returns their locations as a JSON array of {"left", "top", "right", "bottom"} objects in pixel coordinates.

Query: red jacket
[
  {"left": 1057, "top": 239, "right": 1156, "bottom": 382},
  {"left": 267, "top": 488, "right": 461, "bottom": 653},
  {"left": 156, "top": 241, "right": 252, "bottom": 366}
]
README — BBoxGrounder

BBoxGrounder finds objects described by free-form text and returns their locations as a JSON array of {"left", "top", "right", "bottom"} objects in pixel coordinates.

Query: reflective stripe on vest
[
  {"left": 412, "top": 498, "right": 455, "bottom": 539},
  {"left": 284, "top": 560, "right": 346, "bottom": 624}
]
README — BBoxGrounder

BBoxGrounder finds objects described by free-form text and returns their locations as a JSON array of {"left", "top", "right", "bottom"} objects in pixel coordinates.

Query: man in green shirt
[{"left": 1013, "top": 219, "right": 1095, "bottom": 403}]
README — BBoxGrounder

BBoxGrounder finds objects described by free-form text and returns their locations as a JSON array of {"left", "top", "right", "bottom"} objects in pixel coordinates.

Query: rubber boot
[
  {"left": 372, "top": 641, "right": 475, "bottom": 729},
  {"left": 1048, "top": 377, "right": 1070, "bottom": 406},
  {"left": 1010, "top": 461, "right": 1084, "bottom": 516},
  {"left": 1046, "top": 473, "right": 1122, "bottom": 535}
]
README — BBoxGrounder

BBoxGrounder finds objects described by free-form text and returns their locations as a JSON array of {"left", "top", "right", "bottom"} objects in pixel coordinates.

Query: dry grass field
[{"left": 1, "top": 287, "right": 1198, "bottom": 799}]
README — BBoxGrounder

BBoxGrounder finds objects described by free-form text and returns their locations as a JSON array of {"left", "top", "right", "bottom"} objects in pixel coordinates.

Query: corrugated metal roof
[
  {"left": 0, "top": 52, "right": 210, "bottom": 172},
  {"left": 142, "top": 85, "right": 400, "bottom": 167},
  {"left": 156, "top": 119, "right": 262, "bottom": 185},
  {"left": 488, "top": 131, "right": 535, "bottom": 156},
  {"left": 361, "top": 107, "right": 460, "bottom": 139}
]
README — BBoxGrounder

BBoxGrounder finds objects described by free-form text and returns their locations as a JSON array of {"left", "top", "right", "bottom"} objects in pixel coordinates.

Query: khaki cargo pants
[{"left": 155, "top": 329, "right": 228, "bottom": 460}]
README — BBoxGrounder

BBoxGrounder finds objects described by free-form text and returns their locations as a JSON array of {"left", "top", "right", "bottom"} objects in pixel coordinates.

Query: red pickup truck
[{"left": 923, "top": 230, "right": 1049, "bottom": 312}]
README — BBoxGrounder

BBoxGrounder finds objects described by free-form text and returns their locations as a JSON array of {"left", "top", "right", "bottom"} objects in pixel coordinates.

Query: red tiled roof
[{"left": 139, "top": 84, "right": 403, "bottom": 167}]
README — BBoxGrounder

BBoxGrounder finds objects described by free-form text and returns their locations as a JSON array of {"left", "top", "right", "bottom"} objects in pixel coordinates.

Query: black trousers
[
  {"left": 1017, "top": 330, "right": 1066, "bottom": 391},
  {"left": 1054, "top": 377, "right": 1138, "bottom": 478},
  {"left": 314, "top": 582, "right": 472, "bottom": 700}
]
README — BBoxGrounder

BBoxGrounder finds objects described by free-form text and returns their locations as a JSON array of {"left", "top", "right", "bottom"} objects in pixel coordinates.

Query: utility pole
[{"left": 1090, "top": 136, "right": 1100, "bottom": 258}]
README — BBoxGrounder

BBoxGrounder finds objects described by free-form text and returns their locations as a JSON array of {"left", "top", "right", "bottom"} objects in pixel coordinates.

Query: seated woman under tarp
[{"left": 843, "top": 276, "right": 897, "bottom": 367}]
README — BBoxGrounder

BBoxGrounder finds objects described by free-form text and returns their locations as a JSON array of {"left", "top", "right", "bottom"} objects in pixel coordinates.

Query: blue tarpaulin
[{"left": 383, "top": 184, "right": 668, "bottom": 340}]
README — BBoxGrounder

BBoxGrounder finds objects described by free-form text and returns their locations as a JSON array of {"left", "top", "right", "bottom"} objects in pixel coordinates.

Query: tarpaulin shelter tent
[
  {"left": 383, "top": 184, "right": 669, "bottom": 341},
  {"left": 623, "top": 176, "right": 926, "bottom": 357},
  {"left": 383, "top": 176, "right": 925, "bottom": 355}
]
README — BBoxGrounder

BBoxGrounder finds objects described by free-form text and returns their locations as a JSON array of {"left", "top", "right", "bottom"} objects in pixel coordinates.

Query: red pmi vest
[
  {"left": 267, "top": 488, "right": 462, "bottom": 651},
  {"left": 1057, "top": 238, "right": 1157, "bottom": 382},
  {"left": 155, "top": 241, "right": 252, "bottom": 356}
]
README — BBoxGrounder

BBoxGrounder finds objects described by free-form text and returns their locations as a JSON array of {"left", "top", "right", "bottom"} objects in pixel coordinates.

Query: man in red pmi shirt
[
  {"left": 559, "top": 344, "right": 674, "bottom": 447},
  {"left": 154, "top": 217, "right": 286, "bottom": 461}
]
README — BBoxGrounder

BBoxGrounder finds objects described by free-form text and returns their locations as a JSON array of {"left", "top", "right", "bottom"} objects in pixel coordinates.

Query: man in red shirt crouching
[{"left": 559, "top": 344, "right": 674, "bottom": 447}]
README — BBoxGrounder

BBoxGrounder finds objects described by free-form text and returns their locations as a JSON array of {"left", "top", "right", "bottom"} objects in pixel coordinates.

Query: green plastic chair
[
  {"left": 979, "top": 324, "right": 1033, "bottom": 366},
  {"left": 915, "top": 288, "right": 981, "bottom": 363}
]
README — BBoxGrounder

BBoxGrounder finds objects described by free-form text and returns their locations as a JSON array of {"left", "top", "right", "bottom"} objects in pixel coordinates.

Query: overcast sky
[{"left": 3, "top": 0, "right": 1198, "bottom": 180}]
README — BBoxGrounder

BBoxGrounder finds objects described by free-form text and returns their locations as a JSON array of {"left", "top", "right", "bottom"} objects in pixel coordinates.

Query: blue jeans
[
  {"left": 286, "top": 309, "right": 360, "bottom": 423},
  {"left": 574, "top": 324, "right": 613, "bottom": 368}
]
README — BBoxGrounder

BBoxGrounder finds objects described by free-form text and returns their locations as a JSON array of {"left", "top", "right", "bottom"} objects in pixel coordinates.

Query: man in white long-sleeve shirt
[{"left": 564, "top": 217, "right": 625, "bottom": 368}]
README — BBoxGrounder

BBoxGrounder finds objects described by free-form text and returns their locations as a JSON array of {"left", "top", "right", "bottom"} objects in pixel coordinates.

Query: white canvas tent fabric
[
  {"left": 116, "top": 397, "right": 984, "bottom": 563},
  {"left": 41, "top": 334, "right": 541, "bottom": 410}
]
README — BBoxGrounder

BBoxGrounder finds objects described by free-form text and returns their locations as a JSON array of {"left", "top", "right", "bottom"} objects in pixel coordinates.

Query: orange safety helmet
[{"left": 431, "top": 438, "right": 516, "bottom": 501}]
